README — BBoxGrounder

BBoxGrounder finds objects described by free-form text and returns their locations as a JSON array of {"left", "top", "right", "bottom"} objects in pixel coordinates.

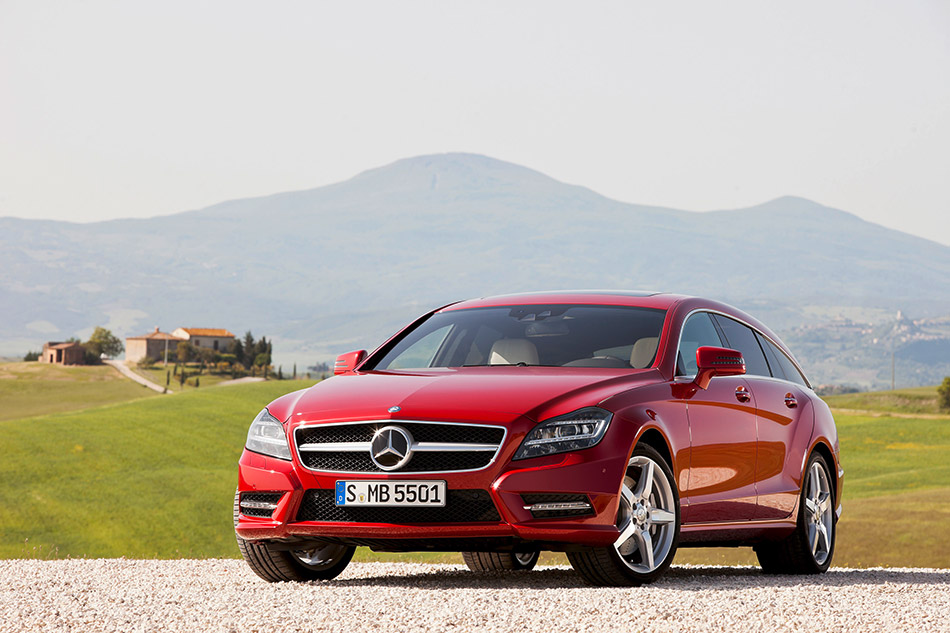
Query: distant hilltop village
[{"left": 125, "top": 327, "right": 235, "bottom": 364}]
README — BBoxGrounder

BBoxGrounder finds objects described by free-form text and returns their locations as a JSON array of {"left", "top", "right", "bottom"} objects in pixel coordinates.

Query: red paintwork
[{"left": 236, "top": 291, "right": 842, "bottom": 552}]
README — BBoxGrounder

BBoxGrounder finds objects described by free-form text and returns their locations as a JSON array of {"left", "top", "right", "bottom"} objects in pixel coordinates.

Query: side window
[
  {"left": 712, "top": 315, "right": 770, "bottom": 377},
  {"left": 762, "top": 336, "right": 808, "bottom": 387},
  {"left": 676, "top": 312, "right": 723, "bottom": 376},
  {"left": 755, "top": 331, "right": 786, "bottom": 380}
]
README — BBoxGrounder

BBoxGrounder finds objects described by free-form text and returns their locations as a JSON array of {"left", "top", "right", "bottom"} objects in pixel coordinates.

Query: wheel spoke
[
  {"left": 635, "top": 529, "right": 655, "bottom": 570},
  {"left": 649, "top": 508, "right": 675, "bottom": 524},
  {"left": 620, "top": 483, "right": 636, "bottom": 511},
  {"left": 809, "top": 464, "right": 820, "bottom": 498},
  {"left": 808, "top": 522, "right": 819, "bottom": 553},
  {"left": 614, "top": 519, "right": 638, "bottom": 550},
  {"left": 817, "top": 491, "right": 831, "bottom": 514},
  {"left": 633, "top": 460, "right": 654, "bottom": 500},
  {"left": 804, "top": 498, "right": 818, "bottom": 514},
  {"left": 816, "top": 522, "right": 829, "bottom": 554}
]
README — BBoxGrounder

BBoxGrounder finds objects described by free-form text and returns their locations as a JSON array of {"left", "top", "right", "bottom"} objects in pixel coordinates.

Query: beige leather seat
[
  {"left": 488, "top": 339, "right": 539, "bottom": 365},
  {"left": 630, "top": 337, "right": 659, "bottom": 369}
]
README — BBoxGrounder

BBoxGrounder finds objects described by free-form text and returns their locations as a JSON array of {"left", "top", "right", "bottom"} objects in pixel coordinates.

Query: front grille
[
  {"left": 521, "top": 493, "right": 594, "bottom": 519},
  {"left": 239, "top": 492, "right": 284, "bottom": 518},
  {"left": 295, "top": 421, "right": 506, "bottom": 473},
  {"left": 296, "top": 489, "right": 501, "bottom": 523}
]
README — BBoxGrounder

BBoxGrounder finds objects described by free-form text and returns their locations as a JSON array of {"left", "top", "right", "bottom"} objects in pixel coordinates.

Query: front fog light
[
  {"left": 513, "top": 407, "right": 612, "bottom": 460},
  {"left": 245, "top": 408, "right": 292, "bottom": 460}
]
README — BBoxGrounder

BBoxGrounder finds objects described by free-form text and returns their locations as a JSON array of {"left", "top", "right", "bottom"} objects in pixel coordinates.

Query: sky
[{"left": 1, "top": 1, "right": 949, "bottom": 245}]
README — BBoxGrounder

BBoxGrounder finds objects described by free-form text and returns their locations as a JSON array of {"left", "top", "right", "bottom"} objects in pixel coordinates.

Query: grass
[
  {"left": 128, "top": 364, "right": 235, "bottom": 393},
  {"left": 823, "top": 385, "right": 945, "bottom": 416},
  {"left": 2, "top": 373, "right": 949, "bottom": 568},
  {"left": 1, "top": 380, "right": 315, "bottom": 559},
  {"left": 0, "top": 362, "right": 159, "bottom": 421}
]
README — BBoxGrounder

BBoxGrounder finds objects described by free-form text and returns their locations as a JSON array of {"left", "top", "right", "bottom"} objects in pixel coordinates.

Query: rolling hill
[{"left": 3, "top": 153, "right": 949, "bottom": 386}]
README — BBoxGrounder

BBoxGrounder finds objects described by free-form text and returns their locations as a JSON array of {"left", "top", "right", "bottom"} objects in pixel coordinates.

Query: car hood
[{"left": 275, "top": 367, "right": 663, "bottom": 425}]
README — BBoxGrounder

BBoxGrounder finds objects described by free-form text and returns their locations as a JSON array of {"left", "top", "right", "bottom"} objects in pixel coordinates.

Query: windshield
[{"left": 369, "top": 305, "right": 667, "bottom": 370}]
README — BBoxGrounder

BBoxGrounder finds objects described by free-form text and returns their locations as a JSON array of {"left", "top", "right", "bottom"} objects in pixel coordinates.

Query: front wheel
[
  {"left": 568, "top": 444, "right": 680, "bottom": 586},
  {"left": 462, "top": 550, "right": 539, "bottom": 572},
  {"left": 234, "top": 490, "right": 355, "bottom": 582},
  {"left": 755, "top": 452, "right": 836, "bottom": 574}
]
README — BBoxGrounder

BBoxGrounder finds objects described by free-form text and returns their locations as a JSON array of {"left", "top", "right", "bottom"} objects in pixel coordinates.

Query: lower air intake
[{"left": 296, "top": 489, "right": 501, "bottom": 523}]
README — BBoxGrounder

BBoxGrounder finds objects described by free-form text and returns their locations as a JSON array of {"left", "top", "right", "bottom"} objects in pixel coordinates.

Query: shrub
[{"left": 938, "top": 377, "right": 950, "bottom": 412}]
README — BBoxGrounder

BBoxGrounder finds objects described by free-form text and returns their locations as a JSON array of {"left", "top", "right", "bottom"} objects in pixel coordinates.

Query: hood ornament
[{"left": 388, "top": 406, "right": 401, "bottom": 413}]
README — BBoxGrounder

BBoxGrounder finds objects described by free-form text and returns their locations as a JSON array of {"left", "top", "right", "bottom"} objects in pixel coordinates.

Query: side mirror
[
  {"left": 334, "top": 350, "right": 367, "bottom": 375},
  {"left": 694, "top": 346, "right": 745, "bottom": 390}
]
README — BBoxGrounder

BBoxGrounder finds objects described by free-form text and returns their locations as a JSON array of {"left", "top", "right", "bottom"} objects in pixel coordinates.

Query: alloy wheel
[
  {"left": 803, "top": 461, "right": 834, "bottom": 565},
  {"left": 613, "top": 455, "right": 677, "bottom": 573}
]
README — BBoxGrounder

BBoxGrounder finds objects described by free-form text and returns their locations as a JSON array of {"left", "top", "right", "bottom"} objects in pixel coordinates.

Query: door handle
[
  {"left": 735, "top": 385, "right": 751, "bottom": 403},
  {"left": 784, "top": 393, "right": 798, "bottom": 408}
]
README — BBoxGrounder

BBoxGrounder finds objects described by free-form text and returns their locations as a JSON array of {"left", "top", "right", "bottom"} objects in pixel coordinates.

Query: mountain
[{"left": 3, "top": 153, "right": 949, "bottom": 387}]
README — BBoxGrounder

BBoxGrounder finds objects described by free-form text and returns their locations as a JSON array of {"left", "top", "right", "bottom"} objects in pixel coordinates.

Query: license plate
[{"left": 334, "top": 480, "right": 447, "bottom": 507}]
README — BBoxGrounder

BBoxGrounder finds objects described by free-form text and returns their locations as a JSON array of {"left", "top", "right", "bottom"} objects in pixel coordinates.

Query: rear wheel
[
  {"left": 755, "top": 452, "right": 836, "bottom": 574},
  {"left": 234, "top": 490, "right": 355, "bottom": 582},
  {"left": 568, "top": 444, "right": 680, "bottom": 586},
  {"left": 462, "top": 550, "right": 539, "bottom": 572}
]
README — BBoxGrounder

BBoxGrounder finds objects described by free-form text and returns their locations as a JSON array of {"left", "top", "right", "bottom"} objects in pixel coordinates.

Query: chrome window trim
[
  {"left": 292, "top": 419, "right": 508, "bottom": 475},
  {"left": 673, "top": 308, "right": 812, "bottom": 389}
]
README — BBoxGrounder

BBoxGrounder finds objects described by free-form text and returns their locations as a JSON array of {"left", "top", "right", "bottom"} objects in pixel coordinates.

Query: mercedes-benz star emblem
[
  {"left": 388, "top": 406, "right": 401, "bottom": 413},
  {"left": 370, "top": 426, "right": 414, "bottom": 471}
]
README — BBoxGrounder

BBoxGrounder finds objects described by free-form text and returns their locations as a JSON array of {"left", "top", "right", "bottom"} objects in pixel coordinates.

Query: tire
[
  {"left": 234, "top": 490, "right": 355, "bottom": 582},
  {"left": 755, "top": 452, "right": 836, "bottom": 574},
  {"left": 462, "top": 550, "right": 539, "bottom": 572},
  {"left": 567, "top": 444, "right": 680, "bottom": 586}
]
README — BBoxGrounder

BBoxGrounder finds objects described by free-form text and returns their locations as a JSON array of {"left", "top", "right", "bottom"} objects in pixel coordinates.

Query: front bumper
[{"left": 235, "top": 430, "right": 633, "bottom": 550}]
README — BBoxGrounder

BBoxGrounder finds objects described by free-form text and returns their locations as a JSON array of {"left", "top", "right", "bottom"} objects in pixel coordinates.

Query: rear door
[{"left": 712, "top": 315, "right": 811, "bottom": 520}]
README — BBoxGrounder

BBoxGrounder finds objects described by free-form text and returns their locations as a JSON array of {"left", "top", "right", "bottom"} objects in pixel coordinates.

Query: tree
[
  {"left": 293, "top": 363, "right": 297, "bottom": 379},
  {"left": 23, "top": 350, "right": 40, "bottom": 361},
  {"left": 938, "top": 377, "right": 950, "bottom": 412},
  {"left": 242, "top": 331, "right": 256, "bottom": 368},
  {"left": 86, "top": 326, "right": 124, "bottom": 359},
  {"left": 177, "top": 341, "right": 194, "bottom": 364},
  {"left": 229, "top": 338, "right": 244, "bottom": 365}
]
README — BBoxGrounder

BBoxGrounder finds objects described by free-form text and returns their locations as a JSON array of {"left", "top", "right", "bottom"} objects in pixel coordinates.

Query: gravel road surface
[{"left": 1, "top": 560, "right": 947, "bottom": 632}]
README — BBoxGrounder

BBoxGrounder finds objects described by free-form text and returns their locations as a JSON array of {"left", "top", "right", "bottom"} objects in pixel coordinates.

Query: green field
[
  {"left": 823, "top": 385, "right": 943, "bottom": 416},
  {"left": 0, "top": 362, "right": 159, "bottom": 421},
  {"left": 2, "top": 366, "right": 948, "bottom": 567},
  {"left": 129, "top": 364, "right": 235, "bottom": 393}
]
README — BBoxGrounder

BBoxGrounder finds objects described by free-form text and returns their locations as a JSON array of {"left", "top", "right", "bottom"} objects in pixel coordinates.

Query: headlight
[
  {"left": 245, "top": 408, "right": 291, "bottom": 460},
  {"left": 513, "top": 407, "right": 613, "bottom": 460}
]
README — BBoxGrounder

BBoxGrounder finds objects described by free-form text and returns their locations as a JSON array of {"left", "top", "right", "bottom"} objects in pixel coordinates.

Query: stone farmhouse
[
  {"left": 171, "top": 328, "right": 236, "bottom": 352},
  {"left": 41, "top": 341, "right": 85, "bottom": 365},
  {"left": 125, "top": 327, "right": 235, "bottom": 363},
  {"left": 125, "top": 328, "right": 184, "bottom": 364}
]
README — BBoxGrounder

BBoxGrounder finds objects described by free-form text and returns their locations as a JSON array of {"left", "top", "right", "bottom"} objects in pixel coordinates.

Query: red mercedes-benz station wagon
[{"left": 234, "top": 291, "right": 841, "bottom": 585}]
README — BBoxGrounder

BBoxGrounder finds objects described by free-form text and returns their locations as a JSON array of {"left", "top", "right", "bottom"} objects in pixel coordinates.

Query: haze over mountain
[{"left": 3, "top": 153, "right": 949, "bottom": 387}]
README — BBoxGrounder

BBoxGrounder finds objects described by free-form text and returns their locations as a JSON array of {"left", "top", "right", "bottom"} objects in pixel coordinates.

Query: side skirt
[{"left": 678, "top": 518, "right": 797, "bottom": 547}]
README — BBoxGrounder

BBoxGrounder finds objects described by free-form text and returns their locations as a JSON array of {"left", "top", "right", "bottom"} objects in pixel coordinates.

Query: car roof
[{"left": 442, "top": 290, "right": 689, "bottom": 311}]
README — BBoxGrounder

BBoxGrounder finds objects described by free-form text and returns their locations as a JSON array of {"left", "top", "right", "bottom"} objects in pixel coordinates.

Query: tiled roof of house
[
  {"left": 46, "top": 341, "right": 84, "bottom": 349},
  {"left": 127, "top": 327, "right": 185, "bottom": 341},
  {"left": 178, "top": 328, "right": 235, "bottom": 338}
]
